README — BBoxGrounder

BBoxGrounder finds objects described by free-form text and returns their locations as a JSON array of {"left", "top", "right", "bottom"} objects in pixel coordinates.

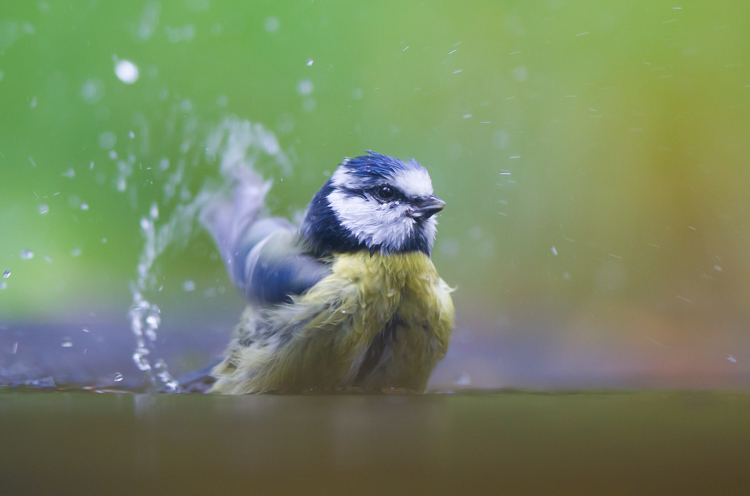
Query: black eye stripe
[{"left": 338, "top": 184, "right": 405, "bottom": 202}]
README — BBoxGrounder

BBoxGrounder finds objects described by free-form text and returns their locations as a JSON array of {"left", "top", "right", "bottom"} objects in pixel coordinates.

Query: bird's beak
[{"left": 410, "top": 195, "right": 446, "bottom": 220}]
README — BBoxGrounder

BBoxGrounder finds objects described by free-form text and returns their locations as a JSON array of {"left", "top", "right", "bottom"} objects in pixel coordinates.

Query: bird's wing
[
  {"left": 199, "top": 168, "right": 331, "bottom": 305},
  {"left": 242, "top": 228, "right": 331, "bottom": 304}
]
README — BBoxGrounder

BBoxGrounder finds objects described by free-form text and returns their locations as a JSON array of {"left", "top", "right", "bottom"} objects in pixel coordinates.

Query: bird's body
[{"left": 200, "top": 151, "right": 453, "bottom": 394}]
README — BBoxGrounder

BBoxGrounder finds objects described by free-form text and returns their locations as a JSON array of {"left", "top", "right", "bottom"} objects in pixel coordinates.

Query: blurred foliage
[{"left": 1, "top": 0, "right": 749, "bottom": 380}]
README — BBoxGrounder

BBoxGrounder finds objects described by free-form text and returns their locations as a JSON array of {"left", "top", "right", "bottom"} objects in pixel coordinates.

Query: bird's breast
[{"left": 323, "top": 250, "right": 454, "bottom": 390}]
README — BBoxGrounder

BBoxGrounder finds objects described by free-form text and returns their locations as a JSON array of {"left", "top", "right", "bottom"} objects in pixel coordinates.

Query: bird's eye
[{"left": 376, "top": 185, "right": 395, "bottom": 200}]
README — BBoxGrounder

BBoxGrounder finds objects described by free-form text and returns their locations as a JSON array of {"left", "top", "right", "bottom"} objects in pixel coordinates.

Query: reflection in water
[{"left": 1, "top": 391, "right": 749, "bottom": 494}]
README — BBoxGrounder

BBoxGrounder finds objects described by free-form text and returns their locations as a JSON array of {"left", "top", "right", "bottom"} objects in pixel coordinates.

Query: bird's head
[{"left": 300, "top": 151, "right": 445, "bottom": 255}]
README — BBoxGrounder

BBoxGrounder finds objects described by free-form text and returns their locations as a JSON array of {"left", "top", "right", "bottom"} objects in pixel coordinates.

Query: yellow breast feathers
[{"left": 211, "top": 251, "right": 454, "bottom": 394}]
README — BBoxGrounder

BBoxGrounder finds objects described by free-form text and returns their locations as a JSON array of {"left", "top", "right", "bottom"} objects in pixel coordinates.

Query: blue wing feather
[{"left": 200, "top": 170, "right": 330, "bottom": 305}]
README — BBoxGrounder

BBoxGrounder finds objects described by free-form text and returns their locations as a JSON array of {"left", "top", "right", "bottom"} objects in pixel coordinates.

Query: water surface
[{"left": 2, "top": 390, "right": 749, "bottom": 495}]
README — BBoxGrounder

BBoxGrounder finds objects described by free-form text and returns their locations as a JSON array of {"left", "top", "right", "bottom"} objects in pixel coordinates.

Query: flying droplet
[
  {"left": 296, "top": 79, "right": 314, "bottom": 95},
  {"left": 3, "top": 269, "right": 10, "bottom": 278},
  {"left": 61, "top": 338, "right": 73, "bottom": 348},
  {"left": 551, "top": 246, "right": 558, "bottom": 255},
  {"left": 183, "top": 280, "right": 195, "bottom": 292},
  {"left": 727, "top": 355, "right": 737, "bottom": 363},
  {"left": 20, "top": 249, "right": 34, "bottom": 260},
  {"left": 99, "top": 131, "right": 116, "bottom": 150},
  {"left": 114, "top": 59, "right": 139, "bottom": 84},
  {"left": 39, "top": 204, "right": 49, "bottom": 214},
  {"left": 306, "top": 59, "right": 314, "bottom": 66},
  {"left": 456, "top": 372, "right": 471, "bottom": 386},
  {"left": 113, "top": 372, "right": 124, "bottom": 382},
  {"left": 80, "top": 79, "right": 105, "bottom": 104},
  {"left": 264, "top": 16, "right": 280, "bottom": 33}
]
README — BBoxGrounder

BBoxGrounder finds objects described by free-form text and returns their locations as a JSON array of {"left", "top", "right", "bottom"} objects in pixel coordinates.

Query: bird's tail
[{"left": 198, "top": 168, "right": 272, "bottom": 289}]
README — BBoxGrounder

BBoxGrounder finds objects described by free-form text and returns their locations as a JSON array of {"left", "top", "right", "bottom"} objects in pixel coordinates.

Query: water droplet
[
  {"left": 82, "top": 328, "right": 89, "bottom": 333},
  {"left": 71, "top": 248, "right": 82, "bottom": 257},
  {"left": 61, "top": 168, "right": 75, "bottom": 178},
  {"left": 511, "top": 66, "right": 528, "bottom": 82},
  {"left": 61, "top": 338, "right": 73, "bottom": 348},
  {"left": 183, "top": 280, "right": 195, "bottom": 292},
  {"left": 115, "top": 59, "right": 139, "bottom": 84},
  {"left": 296, "top": 79, "right": 314, "bottom": 95},
  {"left": 149, "top": 203, "right": 159, "bottom": 220},
  {"left": 113, "top": 372, "right": 124, "bottom": 382},
  {"left": 441, "top": 239, "right": 460, "bottom": 259},
  {"left": 99, "top": 131, "right": 116, "bottom": 150},
  {"left": 80, "top": 79, "right": 104, "bottom": 104},
  {"left": 551, "top": 246, "right": 558, "bottom": 255},
  {"left": 39, "top": 204, "right": 49, "bottom": 214},
  {"left": 306, "top": 58, "right": 314, "bottom": 66},
  {"left": 145, "top": 314, "right": 160, "bottom": 328},
  {"left": 3, "top": 269, "right": 10, "bottom": 278},
  {"left": 0, "top": 282, "right": 6, "bottom": 290},
  {"left": 264, "top": 16, "right": 280, "bottom": 33},
  {"left": 80, "top": 203, "right": 89, "bottom": 211},
  {"left": 456, "top": 372, "right": 471, "bottom": 386},
  {"left": 728, "top": 355, "right": 737, "bottom": 363},
  {"left": 20, "top": 249, "right": 34, "bottom": 260}
]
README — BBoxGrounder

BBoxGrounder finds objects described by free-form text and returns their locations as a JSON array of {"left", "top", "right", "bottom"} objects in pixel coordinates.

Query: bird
[{"left": 197, "top": 150, "right": 454, "bottom": 394}]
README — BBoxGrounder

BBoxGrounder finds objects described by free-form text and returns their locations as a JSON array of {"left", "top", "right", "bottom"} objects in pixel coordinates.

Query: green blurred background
[{"left": 2, "top": 0, "right": 750, "bottom": 389}]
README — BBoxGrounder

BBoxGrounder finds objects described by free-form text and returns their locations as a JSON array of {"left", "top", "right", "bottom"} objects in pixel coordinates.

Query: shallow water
[{"left": 2, "top": 390, "right": 749, "bottom": 495}]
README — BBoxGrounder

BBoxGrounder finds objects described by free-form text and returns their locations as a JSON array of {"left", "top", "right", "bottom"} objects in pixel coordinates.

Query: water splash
[
  {"left": 127, "top": 115, "right": 291, "bottom": 393},
  {"left": 129, "top": 203, "right": 201, "bottom": 392}
]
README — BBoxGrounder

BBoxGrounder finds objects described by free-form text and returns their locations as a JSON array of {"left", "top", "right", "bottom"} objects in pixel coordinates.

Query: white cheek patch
[
  {"left": 391, "top": 167, "right": 433, "bottom": 198},
  {"left": 422, "top": 216, "right": 438, "bottom": 251},
  {"left": 327, "top": 190, "right": 416, "bottom": 250}
]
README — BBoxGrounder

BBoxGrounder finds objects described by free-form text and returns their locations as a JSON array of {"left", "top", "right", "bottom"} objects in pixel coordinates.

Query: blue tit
[{"left": 199, "top": 151, "right": 454, "bottom": 394}]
